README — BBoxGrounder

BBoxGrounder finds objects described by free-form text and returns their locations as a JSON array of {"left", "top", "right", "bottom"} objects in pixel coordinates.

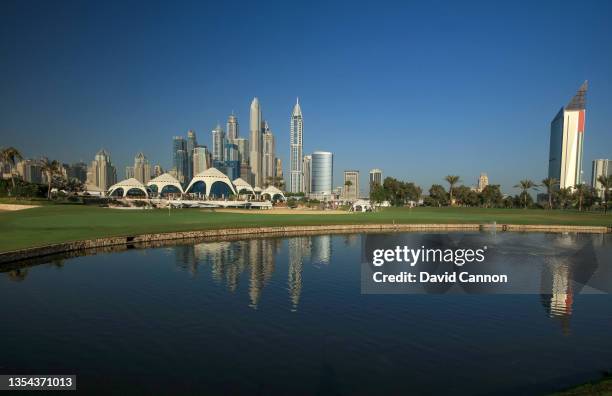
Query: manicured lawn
[{"left": 0, "top": 205, "right": 611, "bottom": 252}]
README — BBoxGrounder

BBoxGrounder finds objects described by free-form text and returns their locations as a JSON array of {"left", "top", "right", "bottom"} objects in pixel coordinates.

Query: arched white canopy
[
  {"left": 147, "top": 173, "right": 184, "bottom": 195},
  {"left": 185, "top": 167, "right": 237, "bottom": 197},
  {"left": 261, "top": 186, "right": 285, "bottom": 201},
  {"left": 108, "top": 178, "right": 149, "bottom": 198},
  {"left": 233, "top": 177, "right": 254, "bottom": 194}
]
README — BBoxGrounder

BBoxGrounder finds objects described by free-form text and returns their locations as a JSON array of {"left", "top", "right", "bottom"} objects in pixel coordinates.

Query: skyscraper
[
  {"left": 302, "top": 155, "right": 312, "bottom": 194},
  {"left": 125, "top": 166, "right": 134, "bottom": 179},
  {"left": 186, "top": 130, "right": 197, "bottom": 181},
  {"left": 234, "top": 138, "right": 249, "bottom": 165},
  {"left": 212, "top": 123, "right": 225, "bottom": 163},
  {"left": 249, "top": 97, "right": 263, "bottom": 187},
  {"left": 133, "top": 152, "right": 151, "bottom": 183},
  {"left": 172, "top": 136, "right": 188, "bottom": 184},
  {"left": 477, "top": 172, "right": 489, "bottom": 192},
  {"left": 263, "top": 121, "right": 275, "bottom": 184},
  {"left": 289, "top": 98, "right": 303, "bottom": 193},
  {"left": 227, "top": 113, "right": 238, "bottom": 142},
  {"left": 548, "top": 81, "right": 588, "bottom": 189},
  {"left": 592, "top": 159, "right": 611, "bottom": 198},
  {"left": 343, "top": 170, "right": 360, "bottom": 201},
  {"left": 193, "top": 146, "right": 209, "bottom": 175},
  {"left": 152, "top": 164, "right": 164, "bottom": 178},
  {"left": 86, "top": 149, "right": 117, "bottom": 190},
  {"left": 369, "top": 168, "right": 382, "bottom": 193},
  {"left": 311, "top": 151, "right": 333, "bottom": 198}
]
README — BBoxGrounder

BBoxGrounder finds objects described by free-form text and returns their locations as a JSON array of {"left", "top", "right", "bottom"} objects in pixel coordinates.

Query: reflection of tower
[
  {"left": 288, "top": 237, "right": 309, "bottom": 311},
  {"left": 311, "top": 235, "right": 331, "bottom": 265},
  {"left": 540, "top": 259, "right": 573, "bottom": 335},
  {"left": 249, "top": 239, "right": 264, "bottom": 309},
  {"left": 175, "top": 245, "right": 197, "bottom": 276}
]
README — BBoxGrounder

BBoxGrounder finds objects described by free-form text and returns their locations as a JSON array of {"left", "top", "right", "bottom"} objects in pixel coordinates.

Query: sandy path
[
  {"left": 0, "top": 204, "right": 40, "bottom": 211},
  {"left": 215, "top": 208, "right": 347, "bottom": 215}
]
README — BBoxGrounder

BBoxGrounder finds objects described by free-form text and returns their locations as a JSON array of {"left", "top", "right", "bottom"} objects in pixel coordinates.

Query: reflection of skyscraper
[
  {"left": 540, "top": 260, "right": 573, "bottom": 335},
  {"left": 548, "top": 81, "right": 588, "bottom": 189},
  {"left": 288, "top": 237, "right": 311, "bottom": 311},
  {"left": 311, "top": 235, "right": 331, "bottom": 265}
]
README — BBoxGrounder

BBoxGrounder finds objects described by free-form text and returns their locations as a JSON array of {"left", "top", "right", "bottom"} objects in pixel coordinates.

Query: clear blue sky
[{"left": 1, "top": 0, "right": 611, "bottom": 193}]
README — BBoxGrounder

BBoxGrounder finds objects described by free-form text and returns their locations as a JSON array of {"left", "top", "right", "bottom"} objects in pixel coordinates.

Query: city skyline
[{"left": 2, "top": 1, "right": 612, "bottom": 193}]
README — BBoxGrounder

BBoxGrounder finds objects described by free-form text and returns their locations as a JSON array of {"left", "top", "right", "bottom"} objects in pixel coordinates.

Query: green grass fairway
[{"left": 0, "top": 205, "right": 611, "bottom": 252}]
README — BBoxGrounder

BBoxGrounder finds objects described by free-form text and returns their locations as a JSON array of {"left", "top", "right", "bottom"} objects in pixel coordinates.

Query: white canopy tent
[
  {"left": 232, "top": 177, "right": 254, "bottom": 195},
  {"left": 261, "top": 186, "right": 285, "bottom": 201},
  {"left": 147, "top": 173, "right": 183, "bottom": 196},
  {"left": 185, "top": 167, "right": 237, "bottom": 197},
  {"left": 108, "top": 178, "right": 149, "bottom": 198}
]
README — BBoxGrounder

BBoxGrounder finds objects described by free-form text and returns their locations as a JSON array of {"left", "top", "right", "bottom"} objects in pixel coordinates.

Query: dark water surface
[{"left": 1, "top": 233, "right": 611, "bottom": 395}]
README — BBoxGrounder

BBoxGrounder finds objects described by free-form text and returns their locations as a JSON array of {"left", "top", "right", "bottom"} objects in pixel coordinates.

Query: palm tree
[
  {"left": 573, "top": 183, "right": 588, "bottom": 212},
  {"left": 344, "top": 180, "right": 353, "bottom": 198},
  {"left": 541, "top": 177, "right": 558, "bottom": 209},
  {"left": 444, "top": 175, "right": 460, "bottom": 206},
  {"left": 514, "top": 179, "right": 538, "bottom": 209},
  {"left": 0, "top": 146, "right": 23, "bottom": 190},
  {"left": 597, "top": 174, "right": 612, "bottom": 214},
  {"left": 40, "top": 158, "right": 61, "bottom": 199}
]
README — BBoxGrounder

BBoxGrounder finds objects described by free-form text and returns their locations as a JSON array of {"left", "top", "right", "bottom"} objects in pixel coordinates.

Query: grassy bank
[
  {"left": 0, "top": 205, "right": 611, "bottom": 252},
  {"left": 552, "top": 376, "right": 612, "bottom": 395}
]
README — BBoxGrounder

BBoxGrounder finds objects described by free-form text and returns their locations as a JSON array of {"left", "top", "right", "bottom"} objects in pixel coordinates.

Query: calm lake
[{"left": 1, "top": 232, "right": 611, "bottom": 395}]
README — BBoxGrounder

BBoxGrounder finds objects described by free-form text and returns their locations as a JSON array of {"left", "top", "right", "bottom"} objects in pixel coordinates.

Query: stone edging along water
[{"left": 0, "top": 223, "right": 610, "bottom": 265}]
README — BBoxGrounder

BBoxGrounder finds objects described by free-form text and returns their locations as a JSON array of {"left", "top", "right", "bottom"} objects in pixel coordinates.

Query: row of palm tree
[{"left": 1, "top": 146, "right": 64, "bottom": 199}]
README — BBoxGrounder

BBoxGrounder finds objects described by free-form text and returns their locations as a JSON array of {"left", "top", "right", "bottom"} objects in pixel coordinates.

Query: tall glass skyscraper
[
  {"left": 311, "top": 151, "right": 333, "bottom": 197},
  {"left": 172, "top": 136, "right": 188, "bottom": 184},
  {"left": 227, "top": 113, "right": 238, "bottom": 142},
  {"left": 186, "top": 130, "right": 197, "bottom": 181},
  {"left": 289, "top": 98, "right": 303, "bottom": 193},
  {"left": 548, "top": 81, "right": 587, "bottom": 189},
  {"left": 212, "top": 123, "right": 225, "bottom": 162}
]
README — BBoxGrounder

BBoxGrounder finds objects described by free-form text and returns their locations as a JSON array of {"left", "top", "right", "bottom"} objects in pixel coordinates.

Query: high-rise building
[
  {"left": 369, "top": 168, "right": 382, "bottom": 193},
  {"left": 477, "top": 173, "right": 489, "bottom": 192},
  {"left": 343, "top": 170, "right": 360, "bottom": 201},
  {"left": 193, "top": 146, "right": 209, "bottom": 175},
  {"left": 310, "top": 151, "right": 333, "bottom": 198},
  {"left": 133, "top": 152, "right": 151, "bottom": 183},
  {"left": 263, "top": 121, "right": 275, "bottom": 184},
  {"left": 186, "top": 130, "right": 197, "bottom": 181},
  {"left": 225, "top": 143, "right": 239, "bottom": 162},
  {"left": 16, "top": 159, "right": 43, "bottom": 184},
  {"left": 152, "top": 164, "right": 164, "bottom": 178},
  {"left": 172, "top": 136, "right": 188, "bottom": 184},
  {"left": 67, "top": 162, "right": 88, "bottom": 183},
  {"left": 302, "top": 155, "right": 312, "bottom": 194},
  {"left": 227, "top": 113, "right": 239, "bottom": 142},
  {"left": 289, "top": 98, "right": 303, "bottom": 193},
  {"left": 548, "top": 81, "right": 588, "bottom": 189},
  {"left": 275, "top": 158, "right": 283, "bottom": 180},
  {"left": 86, "top": 149, "right": 117, "bottom": 190},
  {"left": 592, "top": 159, "right": 611, "bottom": 198},
  {"left": 234, "top": 138, "right": 249, "bottom": 165},
  {"left": 212, "top": 123, "right": 225, "bottom": 162},
  {"left": 125, "top": 166, "right": 134, "bottom": 179},
  {"left": 249, "top": 97, "right": 263, "bottom": 187}
]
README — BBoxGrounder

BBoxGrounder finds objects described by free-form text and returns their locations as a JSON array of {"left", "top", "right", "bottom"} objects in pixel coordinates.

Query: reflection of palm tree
[{"left": 7, "top": 268, "right": 28, "bottom": 282}]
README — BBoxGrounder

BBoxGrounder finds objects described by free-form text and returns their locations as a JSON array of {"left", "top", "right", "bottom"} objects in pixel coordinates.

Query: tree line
[{"left": 370, "top": 174, "right": 612, "bottom": 212}]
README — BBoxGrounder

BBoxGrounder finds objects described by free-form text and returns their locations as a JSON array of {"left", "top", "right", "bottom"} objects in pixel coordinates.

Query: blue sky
[{"left": 1, "top": 0, "right": 611, "bottom": 193}]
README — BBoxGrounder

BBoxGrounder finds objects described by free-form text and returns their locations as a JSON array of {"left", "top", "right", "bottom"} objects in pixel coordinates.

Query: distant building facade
[
  {"left": 193, "top": 146, "right": 209, "bottom": 175},
  {"left": 86, "top": 149, "right": 117, "bottom": 190},
  {"left": 369, "top": 168, "right": 382, "bottom": 193},
  {"left": 310, "top": 151, "right": 333, "bottom": 199},
  {"left": 133, "top": 152, "right": 151, "bottom": 183},
  {"left": 172, "top": 136, "right": 188, "bottom": 184},
  {"left": 289, "top": 98, "right": 303, "bottom": 193},
  {"left": 592, "top": 159, "right": 611, "bottom": 198},
  {"left": 548, "top": 81, "right": 588, "bottom": 189},
  {"left": 343, "top": 170, "right": 360, "bottom": 201}
]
